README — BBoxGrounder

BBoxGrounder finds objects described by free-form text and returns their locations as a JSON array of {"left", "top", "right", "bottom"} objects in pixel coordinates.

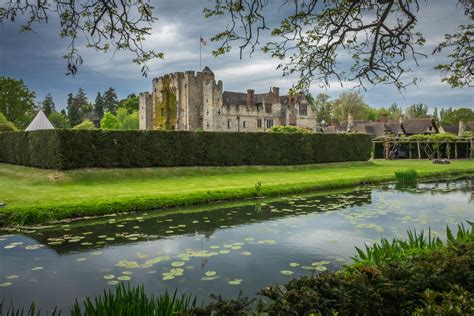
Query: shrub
[
  {"left": 270, "top": 125, "right": 311, "bottom": 133},
  {"left": 0, "top": 122, "right": 18, "bottom": 131},
  {"left": 0, "top": 130, "right": 372, "bottom": 169},
  {"left": 73, "top": 119, "right": 96, "bottom": 130}
]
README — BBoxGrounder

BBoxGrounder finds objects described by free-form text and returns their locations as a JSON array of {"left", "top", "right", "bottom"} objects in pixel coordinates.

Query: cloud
[{"left": 0, "top": 0, "right": 472, "bottom": 110}]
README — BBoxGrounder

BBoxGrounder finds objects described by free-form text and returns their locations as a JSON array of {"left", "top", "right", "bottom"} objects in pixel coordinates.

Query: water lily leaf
[
  {"left": 205, "top": 271, "right": 217, "bottom": 277},
  {"left": 122, "top": 271, "right": 133, "bottom": 275},
  {"left": 201, "top": 276, "right": 220, "bottom": 281},
  {"left": 280, "top": 270, "right": 294, "bottom": 276},
  {"left": 0, "top": 282, "right": 13, "bottom": 287},
  {"left": 103, "top": 274, "right": 115, "bottom": 280},
  {"left": 107, "top": 280, "right": 119, "bottom": 285},
  {"left": 171, "top": 261, "right": 185, "bottom": 267},
  {"left": 76, "top": 258, "right": 87, "bottom": 262},
  {"left": 117, "top": 276, "right": 131, "bottom": 281},
  {"left": 289, "top": 262, "right": 300, "bottom": 267},
  {"left": 240, "top": 251, "right": 252, "bottom": 256},
  {"left": 219, "top": 250, "right": 230, "bottom": 254},
  {"left": 228, "top": 279, "right": 243, "bottom": 285},
  {"left": 31, "top": 267, "right": 44, "bottom": 271},
  {"left": 6, "top": 275, "right": 18, "bottom": 279}
]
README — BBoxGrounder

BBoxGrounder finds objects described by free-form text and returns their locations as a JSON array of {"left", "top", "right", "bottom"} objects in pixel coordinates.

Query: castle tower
[{"left": 202, "top": 66, "right": 215, "bottom": 131}]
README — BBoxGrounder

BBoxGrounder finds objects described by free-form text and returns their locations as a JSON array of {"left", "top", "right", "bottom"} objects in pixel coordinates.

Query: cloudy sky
[{"left": 0, "top": 0, "right": 472, "bottom": 112}]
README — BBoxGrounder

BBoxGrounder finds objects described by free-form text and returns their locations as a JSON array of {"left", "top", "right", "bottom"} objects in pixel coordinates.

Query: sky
[{"left": 0, "top": 0, "right": 472, "bottom": 112}]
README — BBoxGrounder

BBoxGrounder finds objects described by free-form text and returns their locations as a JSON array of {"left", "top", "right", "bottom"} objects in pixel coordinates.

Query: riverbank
[{"left": 0, "top": 160, "right": 473, "bottom": 226}]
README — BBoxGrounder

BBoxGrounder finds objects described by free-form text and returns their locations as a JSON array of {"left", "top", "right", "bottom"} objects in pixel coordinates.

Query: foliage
[
  {"left": 94, "top": 92, "right": 106, "bottom": 119},
  {"left": 440, "top": 107, "right": 474, "bottom": 125},
  {"left": 102, "top": 87, "right": 120, "bottom": 114},
  {"left": 205, "top": 1, "right": 472, "bottom": 90},
  {"left": 433, "top": 2, "right": 474, "bottom": 88},
  {"left": 73, "top": 119, "right": 96, "bottom": 130},
  {"left": 312, "top": 93, "right": 333, "bottom": 125},
  {"left": 100, "top": 109, "right": 138, "bottom": 130},
  {"left": 269, "top": 125, "right": 310, "bottom": 133},
  {"left": 0, "top": 77, "right": 36, "bottom": 128},
  {"left": 406, "top": 103, "right": 429, "bottom": 119},
  {"left": 70, "top": 283, "right": 196, "bottom": 316},
  {"left": 67, "top": 89, "right": 89, "bottom": 127},
  {"left": 40, "top": 94, "right": 55, "bottom": 117},
  {"left": 332, "top": 92, "right": 368, "bottom": 121},
  {"left": 0, "top": 130, "right": 372, "bottom": 169},
  {"left": 0, "top": 112, "right": 18, "bottom": 131},
  {"left": 254, "top": 181, "right": 262, "bottom": 197},
  {"left": 48, "top": 112, "right": 70, "bottom": 129},
  {"left": 120, "top": 94, "right": 140, "bottom": 113},
  {"left": 0, "top": 0, "right": 162, "bottom": 76},
  {"left": 394, "top": 169, "right": 418, "bottom": 185}
]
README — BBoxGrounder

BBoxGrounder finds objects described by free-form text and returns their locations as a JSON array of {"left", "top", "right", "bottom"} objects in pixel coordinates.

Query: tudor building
[{"left": 139, "top": 67, "right": 317, "bottom": 132}]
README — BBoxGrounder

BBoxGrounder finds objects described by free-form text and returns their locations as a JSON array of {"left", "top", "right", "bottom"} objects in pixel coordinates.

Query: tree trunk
[{"left": 417, "top": 142, "right": 421, "bottom": 159}]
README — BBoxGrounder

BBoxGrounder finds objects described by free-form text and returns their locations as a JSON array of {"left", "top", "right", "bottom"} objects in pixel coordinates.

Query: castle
[{"left": 139, "top": 67, "right": 317, "bottom": 132}]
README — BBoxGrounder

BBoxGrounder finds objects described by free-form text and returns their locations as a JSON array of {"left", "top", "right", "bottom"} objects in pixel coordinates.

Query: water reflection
[{"left": 0, "top": 178, "right": 472, "bottom": 311}]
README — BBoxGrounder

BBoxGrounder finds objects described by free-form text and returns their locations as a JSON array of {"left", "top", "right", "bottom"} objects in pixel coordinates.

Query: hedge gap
[{"left": 0, "top": 130, "right": 372, "bottom": 169}]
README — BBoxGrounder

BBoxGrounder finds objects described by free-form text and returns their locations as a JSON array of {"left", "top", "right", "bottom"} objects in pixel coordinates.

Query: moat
[{"left": 1, "top": 178, "right": 473, "bottom": 311}]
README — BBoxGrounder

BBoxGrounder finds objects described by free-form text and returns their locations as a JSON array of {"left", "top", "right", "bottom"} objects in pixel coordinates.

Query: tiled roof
[{"left": 401, "top": 118, "right": 438, "bottom": 134}]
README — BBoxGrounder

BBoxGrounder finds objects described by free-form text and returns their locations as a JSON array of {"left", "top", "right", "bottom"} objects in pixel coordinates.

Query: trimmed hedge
[{"left": 0, "top": 130, "right": 372, "bottom": 169}]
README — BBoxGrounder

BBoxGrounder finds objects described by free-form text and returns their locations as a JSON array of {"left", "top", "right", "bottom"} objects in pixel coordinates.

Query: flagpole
[{"left": 199, "top": 35, "right": 202, "bottom": 71}]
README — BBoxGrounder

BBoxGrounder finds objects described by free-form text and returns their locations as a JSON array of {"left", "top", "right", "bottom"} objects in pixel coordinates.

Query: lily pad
[
  {"left": 31, "top": 267, "right": 44, "bottom": 271},
  {"left": 107, "top": 280, "right": 119, "bottom": 285},
  {"left": 103, "top": 274, "right": 115, "bottom": 280},
  {"left": 205, "top": 271, "right": 217, "bottom": 277},
  {"left": 289, "top": 262, "right": 300, "bottom": 267},
  {"left": 280, "top": 270, "right": 294, "bottom": 276},
  {"left": 228, "top": 279, "right": 243, "bottom": 285},
  {"left": 171, "top": 261, "right": 185, "bottom": 267},
  {"left": 240, "top": 251, "right": 252, "bottom": 256},
  {"left": 117, "top": 275, "right": 131, "bottom": 281},
  {"left": 0, "top": 282, "right": 13, "bottom": 287}
]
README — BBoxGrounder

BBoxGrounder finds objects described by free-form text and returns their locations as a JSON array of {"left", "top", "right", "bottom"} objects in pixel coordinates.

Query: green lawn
[{"left": 0, "top": 160, "right": 473, "bottom": 225}]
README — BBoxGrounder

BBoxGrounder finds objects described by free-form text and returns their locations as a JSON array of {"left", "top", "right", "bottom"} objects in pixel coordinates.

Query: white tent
[{"left": 25, "top": 110, "right": 55, "bottom": 131}]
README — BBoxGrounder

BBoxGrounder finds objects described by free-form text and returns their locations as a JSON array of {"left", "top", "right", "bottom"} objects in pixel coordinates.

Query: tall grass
[
  {"left": 352, "top": 221, "right": 473, "bottom": 265},
  {"left": 1, "top": 284, "right": 196, "bottom": 316},
  {"left": 394, "top": 169, "right": 418, "bottom": 184}
]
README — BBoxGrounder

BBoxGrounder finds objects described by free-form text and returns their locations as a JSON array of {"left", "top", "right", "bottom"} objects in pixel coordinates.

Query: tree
[
  {"left": 103, "top": 88, "right": 119, "bottom": 114},
  {"left": 0, "top": 77, "right": 36, "bottom": 127},
  {"left": 48, "top": 112, "right": 70, "bottom": 128},
  {"left": 406, "top": 103, "right": 429, "bottom": 119},
  {"left": 332, "top": 92, "right": 368, "bottom": 121},
  {"left": 312, "top": 93, "right": 333, "bottom": 125},
  {"left": 100, "top": 112, "right": 118, "bottom": 129},
  {"left": 67, "top": 89, "right": 89, "bottom": 126},
  {"left": 40, "top": 94, "right": 56, "bottom": 117},
  {"left": 94, "top": 92, "right": 105, "bottom": 119},
  {"left": 0, "top": 0, "right": 162, "bottom": 76},
  {"left": 205, "top": 0, "right": 473, "bottom": 90},
  {"left": 388, "top": 103, "right": 402, "bottom": 120},
  {"left": 440, "top": 107, "right": 474, "bottom": 125},
  {"left": 0, "top": 112, "right": 18, "bottom": 131},
  {"left": 116, "top": 108, "right": 139, "bottom": 130},
  {"left": 73, "top": 119, "right": 96, "bottom": 130},
  {"left": 120, "top": 94, "right": 139, "bottom": 113}
]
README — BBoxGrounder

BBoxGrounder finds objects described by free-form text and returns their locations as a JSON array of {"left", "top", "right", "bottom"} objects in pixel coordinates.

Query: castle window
[
  {"left": 266, "top": 119, "right": 273, "bottom": 128},
  {"left": 265, "top": 103, "right": 272, "bottom": 114},
  {"left": 299, "top": 104, "right": 307, "bottom": 116},
  {"left": 227, "top": 120, "right": 231, "bottom": 129},
  {"left": 243, "top": 121, "right": 246, "bottom": 128},
  {"left": 257, "top": 119, "right": 262, "bottom": 128}
]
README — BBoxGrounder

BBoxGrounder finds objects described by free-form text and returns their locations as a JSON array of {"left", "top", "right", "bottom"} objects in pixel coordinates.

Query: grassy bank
[{"left": 0, "top": 160, "right": 473, "bottom": 225}]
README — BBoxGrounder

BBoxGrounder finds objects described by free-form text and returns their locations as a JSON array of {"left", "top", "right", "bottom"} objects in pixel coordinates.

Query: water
[{"left": 1, "top": 178, "right": 473, "bottom": 311}]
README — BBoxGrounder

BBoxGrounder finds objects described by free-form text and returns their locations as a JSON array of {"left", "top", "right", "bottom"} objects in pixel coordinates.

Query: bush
[
  {"left": 394, "top": 169, "right": 418, "bottom": 185},
  {"left": 73, "top": 119, "right": 96, "bottom": 130},
  {"left": 270, "top": 125, "right": 311, "bottom": 133},
  {"left": 0, "top": 122, "right": 18, "bottom": 131},
  {"left": 0, "top": 130, "right": 372, "bottom": 169}
]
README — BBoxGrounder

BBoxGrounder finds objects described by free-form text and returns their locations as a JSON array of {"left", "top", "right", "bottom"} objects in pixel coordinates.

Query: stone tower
[{"left": 139, "top": 67, "right": 223, "bottom": 131}]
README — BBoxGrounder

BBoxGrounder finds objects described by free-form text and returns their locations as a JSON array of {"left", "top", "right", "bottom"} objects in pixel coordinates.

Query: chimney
[
  {"left": 458, "top": 120, "right": 465, "bottom": 136},
  {"left": 347, "top": 114, "right": 354, "bottom": 131},
  {"left": 246, "top": 89, "right": 255, "bottom": 106},
  {"left": 381, "top": 113, "right": 389, "bottom": 123},
  {"left": 272, "top": 87, "right": 280, "bottom": 102}
]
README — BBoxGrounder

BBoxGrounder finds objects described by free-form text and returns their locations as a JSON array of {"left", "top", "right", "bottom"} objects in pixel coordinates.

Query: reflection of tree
[{"left": 24, "top": 189, "right": 374, "bottom": 255}]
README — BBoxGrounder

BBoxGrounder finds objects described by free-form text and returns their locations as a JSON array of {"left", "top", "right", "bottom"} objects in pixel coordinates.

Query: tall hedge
[{"left": 0, "top": 130, "right": 372, "bottom": 169}]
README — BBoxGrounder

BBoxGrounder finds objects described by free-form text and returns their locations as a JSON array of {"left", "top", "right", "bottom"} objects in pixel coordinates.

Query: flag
[{"left": 200, "top": 36, "right": 207, "bottom": 46}]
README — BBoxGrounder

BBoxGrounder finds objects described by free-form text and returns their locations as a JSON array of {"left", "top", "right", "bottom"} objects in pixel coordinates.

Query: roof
[
  {"left": 440, "top": 125, "right": 459, "bottom": 134},
  {"left": 202, "top": 66, "right": 214, "bottom": 74},
  {"left": 25, "top": 110, "right": 54, "bottom": 131},
  {"left": 401, "top": 118, "right": 438, "bottom": 134},
  {"left": 222, "top": 91, "right": 246, "bottom": 106}
]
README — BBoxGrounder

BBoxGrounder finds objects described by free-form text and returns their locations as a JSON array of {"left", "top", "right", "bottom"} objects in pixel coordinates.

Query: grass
[
  {"left": 394, "top": 169, "right": 419, "bottom": 184},
  {"left": 0, "top": 159, "right": 473, "bottom": 225}
]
